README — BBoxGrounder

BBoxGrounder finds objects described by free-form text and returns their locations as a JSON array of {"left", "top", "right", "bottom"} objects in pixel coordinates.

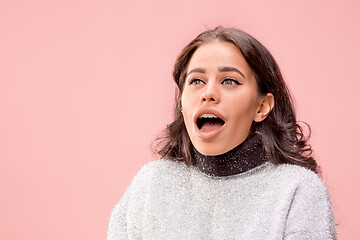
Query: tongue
[{"left": 201, "top": 121, "right": 223, "bottom": 132}]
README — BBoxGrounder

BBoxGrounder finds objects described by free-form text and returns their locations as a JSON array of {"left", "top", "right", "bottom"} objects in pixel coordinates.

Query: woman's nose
[{"left": 200, "top": 85, "right": 220, "bottom": 104}]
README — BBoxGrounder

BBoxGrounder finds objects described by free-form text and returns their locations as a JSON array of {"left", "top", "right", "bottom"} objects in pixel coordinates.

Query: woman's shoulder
[
  {"left": 128, "top": 159, "right": 188, "bottom": 185},
  {"left": 140, "top": 158, "right": 188, "bottom": 175},
  {"left": 273, "top": 162, "right": 320, "bottom": 178},
  {"left": 270, "top": 162, "right": 329, "bottom": 192},
  {"left": 272, "top": 164, "right": 337, "bottom": 238}
]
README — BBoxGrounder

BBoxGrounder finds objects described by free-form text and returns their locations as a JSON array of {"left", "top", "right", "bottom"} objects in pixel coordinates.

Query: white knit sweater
[{"left": 107, "top": 159, "right": 337, "bottom": 239}]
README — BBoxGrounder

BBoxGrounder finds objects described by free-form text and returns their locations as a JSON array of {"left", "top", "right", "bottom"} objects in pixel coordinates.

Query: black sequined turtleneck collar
[{"left": 194, "top": 133, "right": 268, "bottom": 177}]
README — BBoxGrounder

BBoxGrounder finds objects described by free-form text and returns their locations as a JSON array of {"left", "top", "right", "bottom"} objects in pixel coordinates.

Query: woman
[{"left": 107, "top": 26, "right": 337, "bottom": 239}]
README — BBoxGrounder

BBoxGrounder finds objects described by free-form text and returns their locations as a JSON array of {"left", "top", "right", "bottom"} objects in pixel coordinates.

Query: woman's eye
[
  {"left": 189, "top": 79, "right": 204, "bottom": 85},
  {"left": 221, "top": 78, "right": 240, "bottom": 85}
]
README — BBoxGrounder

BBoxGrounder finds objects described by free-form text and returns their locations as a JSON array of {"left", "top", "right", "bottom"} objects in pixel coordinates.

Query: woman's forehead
[{"left": 187, "top": 41, "right": 252, "bottom": 78}]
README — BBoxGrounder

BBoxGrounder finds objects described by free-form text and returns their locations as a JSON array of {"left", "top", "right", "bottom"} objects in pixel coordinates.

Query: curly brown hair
[{"left": 153, "top": 26, "right": 320, "bottom": 175}]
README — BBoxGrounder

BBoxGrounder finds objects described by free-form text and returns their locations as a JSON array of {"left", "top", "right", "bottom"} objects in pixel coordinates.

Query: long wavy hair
[{"left": 153, "top": 26, "right": 320, "bottom": 174}]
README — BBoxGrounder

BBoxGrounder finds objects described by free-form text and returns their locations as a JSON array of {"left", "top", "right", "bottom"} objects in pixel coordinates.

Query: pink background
[{"left": 1, "top": 0, "right": 359, "bottom": 239}]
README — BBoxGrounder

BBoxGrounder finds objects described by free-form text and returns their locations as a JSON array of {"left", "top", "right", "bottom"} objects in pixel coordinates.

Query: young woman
[{"left": 107, "top": 26, "right": 337, "bottom": 239}]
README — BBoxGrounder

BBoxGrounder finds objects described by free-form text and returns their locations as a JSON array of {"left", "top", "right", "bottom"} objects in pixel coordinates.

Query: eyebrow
[
  {"left": 187, "top": 68, "right": 206, "bottom": 75},
  {"left": 218, "top": 66, "right": 246, "bottom": 79},
  {"left": 187, "top": 66, "right": 246, "bottom": 79}
]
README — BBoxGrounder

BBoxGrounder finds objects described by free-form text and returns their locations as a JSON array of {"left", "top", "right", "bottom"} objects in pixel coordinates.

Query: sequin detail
[{"left": 194, "top": 133, "right": 267, "bottom": 177}]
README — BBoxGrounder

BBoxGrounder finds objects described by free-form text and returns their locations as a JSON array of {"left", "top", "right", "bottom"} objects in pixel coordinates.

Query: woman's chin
[{"left": 193, "top": 144, "right": 229, "bottom": 156}]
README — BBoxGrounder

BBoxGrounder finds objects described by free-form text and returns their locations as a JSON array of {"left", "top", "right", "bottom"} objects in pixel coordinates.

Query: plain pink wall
[{"left": 1, "top": 0, "right": 359, "bottom": 239}]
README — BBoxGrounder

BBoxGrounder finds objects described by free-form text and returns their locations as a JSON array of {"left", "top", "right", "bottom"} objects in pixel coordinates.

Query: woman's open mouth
[
  {"left": 197, "top": 114, "right": 225, "bottom": 132},
  {"left": 194, "top": 109, "right": 226, "bottom": 139}
]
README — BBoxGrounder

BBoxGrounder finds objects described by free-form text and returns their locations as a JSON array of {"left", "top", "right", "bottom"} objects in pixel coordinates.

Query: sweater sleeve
[
  {"left": 106, "top": 185, "right": 131, "bottom": 240},
  {"left": 284, "top": 173, "right": 337, "bottom": 240},
  {"left": 106, "top": 162, "right": 152, "bottom": 240}
]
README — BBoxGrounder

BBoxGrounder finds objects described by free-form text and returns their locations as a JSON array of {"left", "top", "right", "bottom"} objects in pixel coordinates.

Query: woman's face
[{"left": 181, "top": 41, "right": 267, "bottom": 155}]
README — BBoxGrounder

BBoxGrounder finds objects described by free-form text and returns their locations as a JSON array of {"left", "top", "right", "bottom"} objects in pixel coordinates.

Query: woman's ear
[{"left": 254, "top": 93, "right": 274, "bottom": 122}]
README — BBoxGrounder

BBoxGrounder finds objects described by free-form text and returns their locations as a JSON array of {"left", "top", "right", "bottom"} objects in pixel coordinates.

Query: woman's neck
[{"left": 193, "top": 133, "right": 268, "bottom": 177}]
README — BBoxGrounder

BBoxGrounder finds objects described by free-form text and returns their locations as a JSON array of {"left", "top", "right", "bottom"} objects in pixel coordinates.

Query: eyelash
[
  {"left": 188, "top": 78, "right": 241, "bottom": 85},
  {"left": 188, "top": 78, "right": 205, "bottom": 85},
  {"left": 221, "top": 78, "right": 241, "bottom": 85}
]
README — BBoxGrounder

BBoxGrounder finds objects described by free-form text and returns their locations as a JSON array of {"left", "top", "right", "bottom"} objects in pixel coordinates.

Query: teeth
[{"left": 200, "top": 113, "right": 219, "bottom": 118}]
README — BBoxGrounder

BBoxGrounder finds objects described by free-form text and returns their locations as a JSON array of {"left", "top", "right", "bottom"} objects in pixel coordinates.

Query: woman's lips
[
  {"left": 195, "top": 122, "right": 225, "bottom": 139},
  {"left": 193, "top": 108, "right": 226, "bottom": 140}
]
